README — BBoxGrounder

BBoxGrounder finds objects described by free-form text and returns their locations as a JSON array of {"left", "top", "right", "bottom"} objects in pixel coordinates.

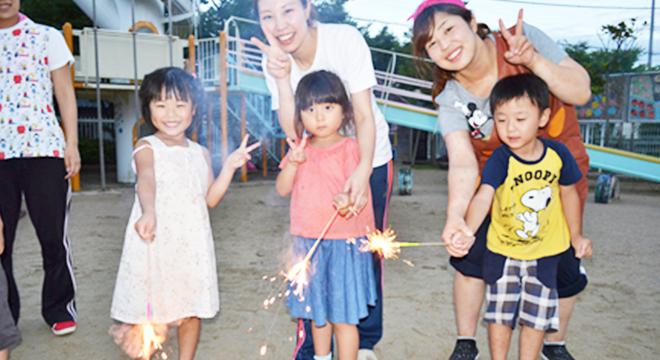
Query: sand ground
[{"left": 8, "top": 167, "right": 660, "bottom": 359}]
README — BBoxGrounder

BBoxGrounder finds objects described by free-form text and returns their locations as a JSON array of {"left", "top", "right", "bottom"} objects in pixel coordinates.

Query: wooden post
[
  {"left": 219, "top": 32, "right": 228, "bottom": 162},
  {"left": 262, "top": 142, "right": 268, "bottom": 177},
  {"left": 187, "top": 34, "right": 196, "bottom": 74},
  {"left": 240, "top": 93, "right": 247, "bottom": 183},
  {"left": 187, "top": 35, "right": 197, "bottom": 152},
  {"left": 62, "top": 22, "right": 80, "bottom": 192}
]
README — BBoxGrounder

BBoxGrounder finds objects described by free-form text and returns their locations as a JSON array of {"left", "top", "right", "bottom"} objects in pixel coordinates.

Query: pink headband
[{"left": 408, "top": 0, "right": 466, "bottom": 21}]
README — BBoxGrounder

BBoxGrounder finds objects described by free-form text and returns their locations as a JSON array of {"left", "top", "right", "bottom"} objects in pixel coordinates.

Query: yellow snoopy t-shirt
[{"left": 481, "top": 139, "right": 583, "bottom": 260}]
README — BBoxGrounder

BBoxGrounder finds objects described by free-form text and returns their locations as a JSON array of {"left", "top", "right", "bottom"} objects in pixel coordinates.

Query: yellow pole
[
  {"left": 62, "top": 22, "right": 81, "bottom": 192},
  {"left": 219, "top": 32, "right": 228, "bottom": 162},
  {"left": 240, "top": 93, "right": 247, "bottom": 183}
]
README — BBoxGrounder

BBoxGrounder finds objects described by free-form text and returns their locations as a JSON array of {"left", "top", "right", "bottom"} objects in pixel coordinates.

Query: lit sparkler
[
  {"left": 359, "top": 228, "right": 401, "bottom": 259},
  {"left": 284, "top": 210, "right": 340, "bottom": 298},
  {"left": 359, "top": 228, "right": 447, "bottom": 259}
]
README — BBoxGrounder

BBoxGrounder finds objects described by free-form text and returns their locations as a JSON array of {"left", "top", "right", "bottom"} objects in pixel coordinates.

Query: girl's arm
[
  {"left": 206, "top": 136, "right": 261, "bottom": 208},
  {"left": 133, "top": 141, "right": 156, "bottom": 241},
  {"left": 276, "top": 137, "right": 307, "bottom": 196},
  {"left": 560, "top": 184, "right": 593, "bottom": 258},
  {"left": 344, "top": 89, "right": 376, "bottom": 211},
  {"left": 442, "top": 131, "right": 480, "bottom": 256},
  {"left": 51, "top": 65, "right": 81, "bottom": 179},
  {"left": 275, "top": 161, "right": 298, "bottom": 197}
]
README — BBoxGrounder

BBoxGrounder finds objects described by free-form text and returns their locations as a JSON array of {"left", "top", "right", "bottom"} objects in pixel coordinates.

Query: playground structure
[{"left": 61, "top": 3, "right": 659, "bottom": 193}]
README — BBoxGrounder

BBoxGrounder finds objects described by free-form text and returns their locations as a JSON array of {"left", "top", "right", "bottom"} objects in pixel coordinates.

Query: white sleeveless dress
[{"left": 111, "top": 135, "right": 219, "bottom": 324}]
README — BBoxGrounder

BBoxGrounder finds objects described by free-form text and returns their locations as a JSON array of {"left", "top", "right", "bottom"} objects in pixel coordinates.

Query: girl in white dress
[{"left": 110, "top": 67, "right": 259, "bottom": 359}]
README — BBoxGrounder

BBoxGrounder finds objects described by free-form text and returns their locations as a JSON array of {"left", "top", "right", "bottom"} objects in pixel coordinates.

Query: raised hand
[
  {"left": 134, "top": 212, "right": 156, "bottom": 242},
  {"left": 286, "top": 136, "right": 308, "bottom": 166},
  {"left": 250, "top": 32, "right": 292, "bottom": 80},
  {"left": 225, "top": 134, "right": 261, "bottom": 171},
  {"left": 499, "top": 9, "right": 537, "bottom": 67}
]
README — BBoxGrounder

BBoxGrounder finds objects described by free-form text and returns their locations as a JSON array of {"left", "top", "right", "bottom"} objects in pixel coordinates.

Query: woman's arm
[
  {"left": 499, "top": 10, "right": 591, "bottom": 105},
  {"left": 275, "top": 79, "right": 298, "bottom": 139},
  {"left": 529, "top": 56, "right": 591, "bottom": 105},
  {"left": 343, "top": 89, "right": 376, "bottom": 210},
  {"left": 442, "top": 131, "right": 480, "bottom": 256},
  {"left": 51, "top": 65, "right": 81, "bottom": 179}
]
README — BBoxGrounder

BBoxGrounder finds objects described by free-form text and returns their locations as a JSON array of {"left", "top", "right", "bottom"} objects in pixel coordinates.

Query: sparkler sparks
[{"left": 360, "top": 228, "right": 401, "bottom": 259}]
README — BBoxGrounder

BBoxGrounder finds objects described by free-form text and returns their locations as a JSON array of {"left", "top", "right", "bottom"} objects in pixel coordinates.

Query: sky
[{"left": 345, "top": 0, "right": 660, "bottom": 66}]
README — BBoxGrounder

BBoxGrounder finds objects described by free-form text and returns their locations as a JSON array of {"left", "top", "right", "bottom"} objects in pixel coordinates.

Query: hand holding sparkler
[
  {"left": 449, "top": 229, "right": 475, "bottom": 257},
  {"left": 135, "top": 212, "right": 156, "bottom": 242},
  {"left": 333, "top": 191, "right": 358, "bottom": 218}
]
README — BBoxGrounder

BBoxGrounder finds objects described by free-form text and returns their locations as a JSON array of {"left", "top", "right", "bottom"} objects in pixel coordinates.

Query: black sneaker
[
  {"left": 449, "top": 339, "right": 479, "bottom": 360},
  {"left": 541, "top": 344, "right": 575, "bottom": 360}
]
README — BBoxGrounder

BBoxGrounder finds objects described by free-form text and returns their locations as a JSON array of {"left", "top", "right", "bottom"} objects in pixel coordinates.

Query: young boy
[
  {"left": 457, "top": 73, "right": 593, "bottom": 360},
  {"left": 0, "top": 217, "right": 21, "bottom": 359}
]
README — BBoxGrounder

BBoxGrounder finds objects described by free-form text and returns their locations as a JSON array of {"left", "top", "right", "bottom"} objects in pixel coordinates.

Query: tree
[
  {"left": 199, "top": 0, "right": 354, "bottom": 39},
  {"left": 20, "top": 0, "right": 92, "bottom": 29},
  {"left": 564, "top": 18, "right": 647, "bottom": 94}
]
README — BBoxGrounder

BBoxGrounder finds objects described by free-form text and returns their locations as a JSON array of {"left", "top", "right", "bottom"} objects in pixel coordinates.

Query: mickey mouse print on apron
[{"left": 453, "top": 100, "right": 493, "bottom": 140}]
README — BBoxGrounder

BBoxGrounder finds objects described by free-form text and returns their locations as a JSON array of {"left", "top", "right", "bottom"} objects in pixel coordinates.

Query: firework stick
[
  {"left": 302, "top": 210, "right": 340, "bottom": 263},
  {"left": 398, "top": 241, "right": 447, "bottom": 248}
]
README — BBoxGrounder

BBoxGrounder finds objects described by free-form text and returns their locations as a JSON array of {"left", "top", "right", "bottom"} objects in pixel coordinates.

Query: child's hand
[
  {"left": 286, "top": 136, "right": 308, "bottom": 166},
  {"left": 333, "top": 191, "right": 356, "bottom": 218},
  {"left": 225, "top": 135, "right": 261, "bottom": 171},
  {"left": 135, "top": 212, "right": 156, "bottom": 242},
  {"left": 572, "top": 235, "right": 593, "bottom": 259}
]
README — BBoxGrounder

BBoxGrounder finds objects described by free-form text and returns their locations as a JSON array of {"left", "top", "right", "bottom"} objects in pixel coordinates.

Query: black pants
[{"left": 0, "top": 158, "right": 77, "bottom": 326}]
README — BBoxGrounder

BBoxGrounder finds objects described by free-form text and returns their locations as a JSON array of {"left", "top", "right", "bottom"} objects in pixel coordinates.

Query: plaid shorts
[{"left": 484, "top": 257, "right": 559, "bottom": 331}]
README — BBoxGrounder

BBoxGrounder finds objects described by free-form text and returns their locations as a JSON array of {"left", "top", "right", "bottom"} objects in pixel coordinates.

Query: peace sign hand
[
  {"left": 286, "top": 136, "right": 307, "bottom": 166},
  {"left": 499, "top": 9, "right": 537, "bottom": 67},
  {"left": 251, "top": 32, "right": 292, "bottom": 80},
  {"left": 225, "top": 135, "right": 261, "bottom": 171}
]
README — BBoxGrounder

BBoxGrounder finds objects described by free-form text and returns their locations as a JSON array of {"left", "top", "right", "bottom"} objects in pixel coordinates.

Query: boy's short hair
[
  {"left": 139, "top": 67, "right": 205, "bottom": 128},
  {"left": 490, "top": 73, "right": 550, "bottom": 114}
]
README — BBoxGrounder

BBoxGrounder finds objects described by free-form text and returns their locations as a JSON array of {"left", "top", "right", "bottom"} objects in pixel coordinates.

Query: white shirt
[
  {"left": 263, "top": 23, "right": 392, "bottom": 168},
  {"left": 0, "top": 17, "right": 74, "bottom": 160}
]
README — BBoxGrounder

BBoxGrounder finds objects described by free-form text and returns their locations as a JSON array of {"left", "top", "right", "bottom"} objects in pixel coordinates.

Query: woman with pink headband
[{"left": 410, "top": 1, "right": 591, "bottom": 359}]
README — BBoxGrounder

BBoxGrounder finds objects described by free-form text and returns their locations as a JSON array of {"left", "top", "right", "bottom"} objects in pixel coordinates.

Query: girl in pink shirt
[{"left": 276, "top": 70, "right": 377, "bottom": 360}]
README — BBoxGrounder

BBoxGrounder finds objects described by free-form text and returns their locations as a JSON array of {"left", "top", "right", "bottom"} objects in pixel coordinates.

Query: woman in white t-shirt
[{"left": 252, "top": 1, "right": 392, "bottom": 359}]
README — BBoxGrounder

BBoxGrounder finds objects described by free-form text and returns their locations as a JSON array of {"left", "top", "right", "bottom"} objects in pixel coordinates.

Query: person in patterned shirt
[{"left": 0, "top": 0, "right": 80, "bottom": 337}]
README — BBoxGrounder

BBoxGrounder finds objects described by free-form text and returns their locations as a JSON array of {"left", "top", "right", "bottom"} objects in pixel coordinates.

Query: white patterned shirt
[{"left": 0, "top": 16, "right": 74, "bottom": 160}]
